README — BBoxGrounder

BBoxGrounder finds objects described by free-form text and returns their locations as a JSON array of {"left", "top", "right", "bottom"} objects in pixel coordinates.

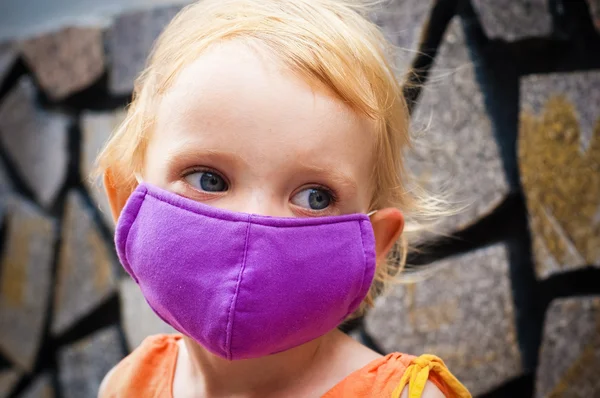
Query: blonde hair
[{"left": 97, "top": 0, "right": 442, "bottom": 315}]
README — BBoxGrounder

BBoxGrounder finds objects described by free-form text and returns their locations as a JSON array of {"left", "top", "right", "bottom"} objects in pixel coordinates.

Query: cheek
[{"left": 142, "top": 137, "right": 171, "bottom": 188}]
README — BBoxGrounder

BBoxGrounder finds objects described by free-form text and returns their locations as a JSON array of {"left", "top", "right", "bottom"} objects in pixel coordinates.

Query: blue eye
[
  {"left": 291, "top": 188, "right": 332, "bottom": 210},
  {"left": 185, "top": 171, "right": 228, "bottom": 192}
]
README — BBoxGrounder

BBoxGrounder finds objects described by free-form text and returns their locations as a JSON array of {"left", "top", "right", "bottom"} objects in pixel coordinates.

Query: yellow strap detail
[{"left": 391, "top": 355, "right": 471, "bottom": 398}]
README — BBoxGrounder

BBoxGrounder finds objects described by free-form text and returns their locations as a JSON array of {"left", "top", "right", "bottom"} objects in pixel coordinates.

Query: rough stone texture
[
  {"left": 107, "top": 5, "right": 183, "bottom": 94},
  {"left": 52, "top": 191, "right": 117, "bottom": 335},
  {"left": 18, "top": 373, "right": 54, "bottom": 398},
  {"left": 519, "top": 72, "right": 600, "bottom": 279},
  {"left": 535, "top": 296, "right": 600, "bottom": 398},
  {"left": 20, "top": 27, "right": 105, "bottom": 100},
  {"left": 472, "top": 0, "right": 552, "bottom": 41},
  {"left": 369, "top": 0, "right": 434, "bottom": 73},
  {"left": 0, "top": 42, "right": 16, "bottom": 85},
  {"left": 120, "top": 278, "right": 176, "bottom": 349},
  {"left": 81, "top": 111, "right": 127, "bottom": 229},
  {"left": 0, "top": 77, "right": 70, "bottom": 207},
  {"left": 366, "top": 244, "right": 521, "bottom": 395},
  {"left": 0, "top": 369, "right": 20, "bottom": 398},
  {"left": 408, "top": 20, "right": 509, "bottom": 233},
  {"left": 57, "top": 326, "right": 123, "bottom": 398},
  {"left": 0, "top": 198, "right": 55, "bottom": 372}
]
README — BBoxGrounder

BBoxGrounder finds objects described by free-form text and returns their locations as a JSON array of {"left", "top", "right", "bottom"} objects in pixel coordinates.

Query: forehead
[{"left": 152, "top": 40, "right": 375, "bottom": 182}]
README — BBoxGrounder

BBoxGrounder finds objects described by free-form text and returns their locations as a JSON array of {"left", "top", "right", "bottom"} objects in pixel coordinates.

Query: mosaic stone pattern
[
  {"left": 119, "top": 278, "right": 176, "bottom": 349},
  {"left": 52, "top": 191, "right": 117, "bottom": 335},
  {"left": 0, "top": 198, "right": 55, "bottom": 372},
  {"left": 408, "top": 20, "right": 509, "bottom": 234},
  {"left": 366, "top": 244, "right": 522, "bottom": 395},
  {"left": 57, "top": 327, "right": 123, "bottom": 398},
  {"left": 107, "top": 5, "right": 184, "bottom": 94},
  {"left": 80, "top": 111, "right": 127, "bottom": 229},
  {"left": 535, "top": 296, "right": 600, "bottom": 398},
  {"left": 519, "top": 71, "right": 600, "bottom": 279},
  {"left": 0, "top": 77, "right": 70, "bottom": 207},
  {"left": 472, "top": 0, "right": 552, "bottom": 41},
  {"left": 20, "top": 27, "right": 105, "bottom": 100}
]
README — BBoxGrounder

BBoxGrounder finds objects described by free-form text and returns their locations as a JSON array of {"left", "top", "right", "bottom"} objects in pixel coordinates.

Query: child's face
[{"left": 143, "top": 41, "right": 376, "bottom": 217}]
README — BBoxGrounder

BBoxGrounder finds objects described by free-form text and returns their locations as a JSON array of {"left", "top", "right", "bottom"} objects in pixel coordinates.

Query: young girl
[{"left": 96, "top": 0, "right": 470, "bottom": 396}]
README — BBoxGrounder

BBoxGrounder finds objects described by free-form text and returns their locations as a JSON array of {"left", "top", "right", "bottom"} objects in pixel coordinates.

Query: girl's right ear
[{"left": 104, "top": 168, "right": 136, "bottom": 223}]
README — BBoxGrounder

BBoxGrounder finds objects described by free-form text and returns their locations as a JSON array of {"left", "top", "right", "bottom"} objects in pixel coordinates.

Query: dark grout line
[
  {"left": 403, "top": 0, "right": 459, "bottom": 114},
  {"left": 477, "top": 373, "right": 535, "bottom": 398},
  {"left": 38, "top": 71, "right": 132, "bottom": 113},
  {"left": 406, "top": 193, "right": 522, "bottom": 266},
  {"left": 0, "top": 58, "right": 28, "bottom": 102},
  {"left": 52, "top": 294, "right": 122, "bottom": 349},
  {"left": 538, "top": 267, "right": 600, "bottom": 309}
]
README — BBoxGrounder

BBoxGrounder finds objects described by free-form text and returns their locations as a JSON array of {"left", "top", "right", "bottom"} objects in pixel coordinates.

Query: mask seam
[
  {"left": 224, "top": 214, "right": 252, "bottom": 360},
  {"left": 347, "top": 220, "right": 369, "bottom": 316}
]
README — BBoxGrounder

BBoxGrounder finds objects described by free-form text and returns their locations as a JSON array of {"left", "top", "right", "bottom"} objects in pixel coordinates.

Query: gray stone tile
[
  {"left": 519, "top": 71, "right": 600, "bottom": 279},
  {"left": 107, "top": 5, "right": 183, "bottom": 95},
  {"left": 57, "top": 326, "right": 124, "bottom": 398},
  {"left": 0, "top": 77, "right": 70, "bottom": 207},
  {"left": 0, "top": 42, "right": 16, "bottom": 85},
  {"left": 535, "top": 296, "right": 600, "bottom": 398},
  {"left": 369, "top": 0, "right": 434, "bottom": 73},
  {"left": 0, "top": 197, "right": 56, "bottom": 372},
  {"left": 20, "top": 27, "right": 105, "bottom": 101},
  {"left": 408, "top": 20, "right": 509, "bottom": 233},
  {"left": 366, "top": 244, "right": 522, "bottom": 395},
  {"left": 81, "top": 111, "right": 127, "bottom": 229},
  {"left": 52, "top": 191, "right": 117, "bottom": 335},
  {"left": 17, "top": 373, "right": 54, "bottom": 398},
  {"left": 472, "top": 0, "right": 552, "bottom": 41},
  {"left": 0, "top": 369, "right": 21, "bottom": 398},
  {"left": 120, "top": 278, "right": 176, "bottom": 350}
]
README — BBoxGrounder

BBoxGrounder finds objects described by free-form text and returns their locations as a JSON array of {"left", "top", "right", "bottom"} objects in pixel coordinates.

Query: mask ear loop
[{"left": 367, "top": 210, "right": 378, "bottom": 217}]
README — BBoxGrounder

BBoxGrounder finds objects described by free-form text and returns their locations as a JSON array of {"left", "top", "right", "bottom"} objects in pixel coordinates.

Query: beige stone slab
[
  {"left": 20, "top": 27, "right": 105, "bottom": 100},
  {"left": 0, "top": 197, "right": 55, "bottom": 372},
  {"left": 519, "top": 71, "right": 600, "bottom": 279}
]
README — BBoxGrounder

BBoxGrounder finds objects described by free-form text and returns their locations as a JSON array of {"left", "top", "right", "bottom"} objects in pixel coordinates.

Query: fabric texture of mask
[{"left": 115, "top": 183, "right": 376, "bottom": 360}]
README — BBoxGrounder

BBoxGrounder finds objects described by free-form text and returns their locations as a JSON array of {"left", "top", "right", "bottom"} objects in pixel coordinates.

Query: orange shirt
[{"left": 101, "top": 334, "right": 470, "bottom": 397}]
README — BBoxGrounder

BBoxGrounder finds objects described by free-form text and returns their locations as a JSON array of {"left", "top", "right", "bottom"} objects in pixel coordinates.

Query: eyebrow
[{"left": 295, "top": 163, "right": 359, "bottom": 193}]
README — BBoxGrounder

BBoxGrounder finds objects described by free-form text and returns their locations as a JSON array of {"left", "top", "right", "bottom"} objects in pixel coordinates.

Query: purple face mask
[{"left": 115, "top": 183, "right": 376, "bottom": 360}]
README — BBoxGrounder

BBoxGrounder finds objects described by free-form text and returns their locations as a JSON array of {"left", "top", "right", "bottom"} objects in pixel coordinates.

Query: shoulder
[
  {"left": 394, "top": 354, "right": 471, "bottom": 398},
  {"left": 98, "top": 334, "right": 181, "bottom": 398},
  {"left": 398, "top": 381, "right": 447, "bottom": 398}
]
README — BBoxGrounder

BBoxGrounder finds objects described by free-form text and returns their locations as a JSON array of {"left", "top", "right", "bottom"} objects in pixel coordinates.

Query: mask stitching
[
  {"left": 224, "top": 214, "right": 252, "bottom": 360},
  {"left": 346, "top": 219, "right": 369, "bottom": 315}
]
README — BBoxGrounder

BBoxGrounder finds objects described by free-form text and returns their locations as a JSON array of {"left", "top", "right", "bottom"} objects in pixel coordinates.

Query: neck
[{"left": 181, "top": 330, "right": 339, "bottom": 397}]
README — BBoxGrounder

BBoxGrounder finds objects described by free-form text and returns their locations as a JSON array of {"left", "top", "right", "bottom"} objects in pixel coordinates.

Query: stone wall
[{"left": 0, "top": 0, "right": 599, "bottom": 397}]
